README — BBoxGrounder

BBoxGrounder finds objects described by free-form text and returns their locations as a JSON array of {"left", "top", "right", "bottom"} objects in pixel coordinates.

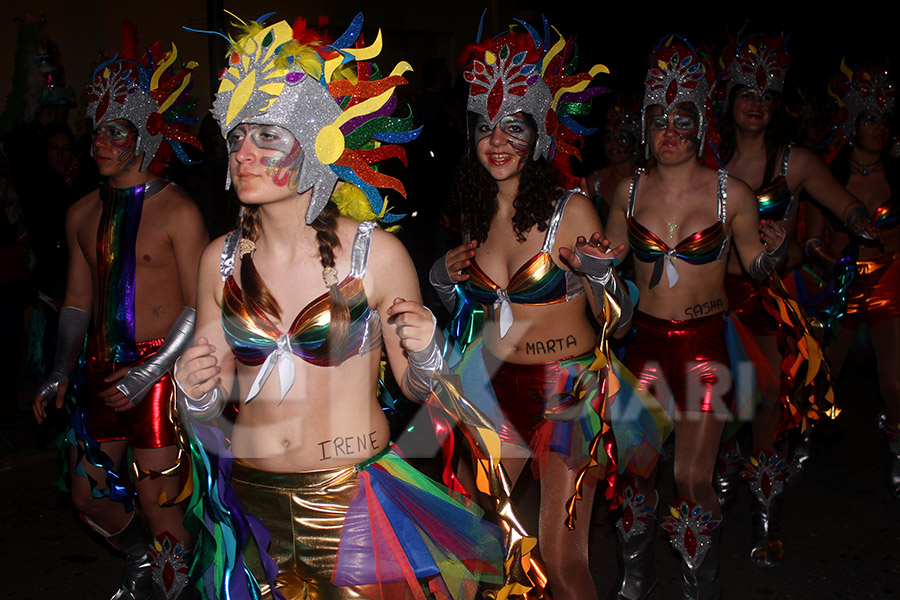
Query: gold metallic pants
[{"left": 231, "top": 459, "right": 368, "bottom": 600}]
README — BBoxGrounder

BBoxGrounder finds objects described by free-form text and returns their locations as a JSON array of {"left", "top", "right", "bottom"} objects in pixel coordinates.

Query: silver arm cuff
[
  {"left": 35, "top": 306, "right": 90, "bottom": 404},
  {"left": 573, "top": 247, "right": 633, "bottom": 330},
  {"left": 402, "top": 311, "right": 447, "bottom": 402},
  {"left": 844, "top": 203, "right": 875, "bottom": 240},
  {"left": 117, "top": 307, "right": 196, "bottom": 405},
  {"left": 429, "top": 254, "right": 458, "bottom": 314},
  {"left": 805, "top": 238, "right": 834, "bottom": 275},
  {"left": 749, "top": 242, "right": 788, "bottom": 280},
  {"left": 173, "top": 362, "right": 225, "bottom": 422}
]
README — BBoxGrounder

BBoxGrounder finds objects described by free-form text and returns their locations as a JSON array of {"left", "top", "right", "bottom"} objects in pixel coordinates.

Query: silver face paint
[
  {"left": 735, "top": 88, "right": 776, "bottom": 103},
  {"left": 474, "top": 114, "right": 536, "bottom": 153},
  {"left": 93, "top": 120, "right": 136, "bottom": 145},
  {"left": 226, "top": 124, "right": 298, "bottom": 156},
  {"left": 646, "top": 109, "right": 698, "bottom": 133}
]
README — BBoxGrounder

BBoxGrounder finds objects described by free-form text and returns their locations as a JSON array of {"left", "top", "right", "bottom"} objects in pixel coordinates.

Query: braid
[
  {"left": 310, "top": 203, "right": 351, "bottom": 351},
  {"left": 239, "top": 207, "right": 283, "bottom": 329}
]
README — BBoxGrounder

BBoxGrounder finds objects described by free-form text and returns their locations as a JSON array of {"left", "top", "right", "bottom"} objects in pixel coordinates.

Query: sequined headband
[
  {"left": 606, "top": 103, "right": 641, "bottom": 142},
  {"left": 211, "top": 12, "right": 419, "bottom": 224},
  {"left": 829, "top": 60, "right": 895, "bottom": 142},
  {"left": 86, "top": 42, "right": 201, "bottom": 172},
  {"left": 722, "top": 33, "right": 791, "bottom": 97},
  {"left": 462, "top": 14, "right": 608, "bottom": 163}
]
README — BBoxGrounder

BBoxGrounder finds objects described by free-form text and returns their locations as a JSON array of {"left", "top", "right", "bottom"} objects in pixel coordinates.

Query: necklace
[{"left": 850, "top": 156, "right": 883, "bottom": 176}]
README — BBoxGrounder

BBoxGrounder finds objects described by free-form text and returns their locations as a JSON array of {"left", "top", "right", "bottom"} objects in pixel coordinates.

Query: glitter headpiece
[
  {"left": 722, "top": 33, "right": 791, "bottom": 97},
  {"left": 212, "top": 13, "right": 418, "bottom": 224},
  {"left": 86, "top": 39, "right": 202, "bottom": 172},
  {"left": 642, "top": 35, "right": 712, "bottom": 156},
  {"left": 606, "top": 101, "right": 641, "bottom": 142},
  {"left": 461, "top": 15, "right": 608, "bottom": 162},
  {"left": 829, "top": 60, "right": 895, "bottom": 142}
]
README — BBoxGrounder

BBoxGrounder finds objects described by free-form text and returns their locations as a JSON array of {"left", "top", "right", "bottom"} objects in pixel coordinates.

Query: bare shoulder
[
  {"left": 561, "top": 190, "right": 595, "bottom": 218},
  {"left": 67, "top": 188, "right": 101, "bottom": 225},
  {"left": 559, "top": 190, "right": 603, "bottom": 234},
  {"left": 786, "top": 145, "right": 827, "bottom": 179},
  {"left": 610, "top": 174, "right": 633, "bottom": 209},
  {"left": 367, "top": 224, "right": 412, "bottom": 265},
  {"left": 787, "top": 144, "right": 819, "bottom": 167},
  {"left": 159, "top": 183, "right": 203, "bottom": 219},
  {"left": 197, "top": 234, "right": 230, "bottom": 282},
  {"left": 724, "top": 172, "right": 758, "bottom": 217}
]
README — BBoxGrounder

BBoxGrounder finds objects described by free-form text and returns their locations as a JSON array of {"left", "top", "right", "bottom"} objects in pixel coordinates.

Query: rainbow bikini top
[
  {"left": 756, "top": 145, "right": 798, "bottom": 222},
  {"left": 465, "top": 190, "right": 585, "bottom": 338},
  {"left": 220, "top": 221, "right": 382, "bottom": 403},
  {"left": 627, "top": 168, "right": 730, "bottom": 288},
  {"left": 873, "top": 197, "right": 899, "bottom": 230}
]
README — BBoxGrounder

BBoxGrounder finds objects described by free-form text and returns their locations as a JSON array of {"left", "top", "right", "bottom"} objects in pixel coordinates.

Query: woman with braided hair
[{"left": 174, "top": 14, "right": 503, "bottom": 600}]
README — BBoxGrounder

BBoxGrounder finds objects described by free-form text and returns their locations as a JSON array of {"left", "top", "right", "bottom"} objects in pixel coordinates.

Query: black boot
[
  {"left": 149, "top": 531, "right": 193, "bottom": 600},
  {"left": 712, "top": 448, "right": 743, "bottom": 512},
  {"left": 83, "top": 514, "right": 153, "bottom": 600},
  {"left": 614, "top": 487, "right": 657, "bottom": 600},
  {"left": 661, "top": 499, "right": 723, "bottom": 600},
  {"left": 743, "top": 450, "right": 787, "bottom": 567}
]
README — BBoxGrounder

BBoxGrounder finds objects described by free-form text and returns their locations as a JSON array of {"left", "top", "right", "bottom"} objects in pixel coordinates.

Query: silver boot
[
  {"left": 786, "top": 425, "right": 817, "bottom": 483},
  {"left": 743, "top": 450, "right": 787, "bottom": 567},
  {"left": 661, "top": 499, "right": 723, "bottom": 600},
  {"left": 614, "top": 487, "right": 658, "bottom": 600},
  {"left": 149, "top": 531, "right": 193, "bottom": 600},
  {"left": 83, "top": 514, "right": 154, "bottom": 600},
  {"left": 884, "top": 422, "right": 900, "bottom": 504},
  {"left": 713, "top": 447, "right": 743, "bottom": 512}
]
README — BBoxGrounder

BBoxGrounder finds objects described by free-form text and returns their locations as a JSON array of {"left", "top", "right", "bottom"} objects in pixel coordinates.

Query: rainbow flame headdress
[
  {"left": 462, "top": 15, "right": 608, "bottom": 163},
  {"left": 829, "top": 60, "right": 894, "bottom": 142},
  {"left": 212, "top": 13, "right": 418, "bottom": 224},
  {"left": 87, "top": 43, "right": 201, "bottom": 172},
  {"left": 642, "top": 35, "right": 712, "bottom": 156},
  {"left": 722, "top": 33, "right": 791, "bottom": 97}
]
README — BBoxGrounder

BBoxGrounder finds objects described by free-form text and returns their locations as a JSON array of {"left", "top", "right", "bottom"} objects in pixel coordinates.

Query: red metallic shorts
[
  {"left": 625, "top": 311, "right": 734, "bottom": 415},
  {"left": 483, "top": 350, "right": 594, "bottom": 448},
  {"left": 81, "top": 337, "right": 176, "bottom": 448},
  {"left": 725, "top": 274, "right": 776, "bottom": 336},
  {"left": 845, "top": 252, "right": 900, "bottom": 326}
]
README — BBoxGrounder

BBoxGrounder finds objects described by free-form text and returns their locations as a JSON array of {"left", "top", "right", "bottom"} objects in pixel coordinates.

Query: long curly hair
[{"left": 453, "top": 146, "right": 561, "bottom": 244}]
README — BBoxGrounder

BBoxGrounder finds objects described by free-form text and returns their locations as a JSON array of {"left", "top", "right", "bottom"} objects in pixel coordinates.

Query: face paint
[
  {"left": 228, "top": 124, "right": 304, "bottom": 189},
  {"left": 859, "top": 111, "right": 891, "bottom": 127},
  {"left": 647, "top": 107, "right": 699, "bottom": 146},
  {"left": 736, "top": 88, "right": 776, "bottom": 104},
  {"left": 474, "top": 114, "right": 536, "bottom": 154},
  {"left": 93, "top": 119, "right": 138, "bottom": 173}
]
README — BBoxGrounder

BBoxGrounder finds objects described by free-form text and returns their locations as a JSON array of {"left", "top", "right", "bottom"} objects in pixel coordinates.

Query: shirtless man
[{"left": 33, "top": 44, "right": 207, "bottom": 600}]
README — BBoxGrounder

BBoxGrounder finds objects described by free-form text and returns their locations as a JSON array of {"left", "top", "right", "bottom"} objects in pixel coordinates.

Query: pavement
[{"left": 2, "top": 359, "right": 899, "bottom": 599}]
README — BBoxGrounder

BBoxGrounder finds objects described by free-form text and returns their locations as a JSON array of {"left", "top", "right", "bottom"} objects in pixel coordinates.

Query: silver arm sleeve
[
  {"left": 116, "top": 307, "right": 195, "bottom": 405},
  {"left": 843, "top": 203, "right": 875, "bottom": 240},
  {"left": 805, "top": 238, "right": 834, "bottom": 275},
  {"left": 402, "top": 309, "right": 447, "bottom": 402},
  {"left": 748, "top": 242, "right": 788, "bottom": 280},
  {"left": 34, "top": 306, "right": 91, "bottom": 404},
  {"left": 429, "top": 254, "right": 458, "bottom": 314},
  {"left": 572, "top": 247, "right": 633, "bottom": 330}
]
